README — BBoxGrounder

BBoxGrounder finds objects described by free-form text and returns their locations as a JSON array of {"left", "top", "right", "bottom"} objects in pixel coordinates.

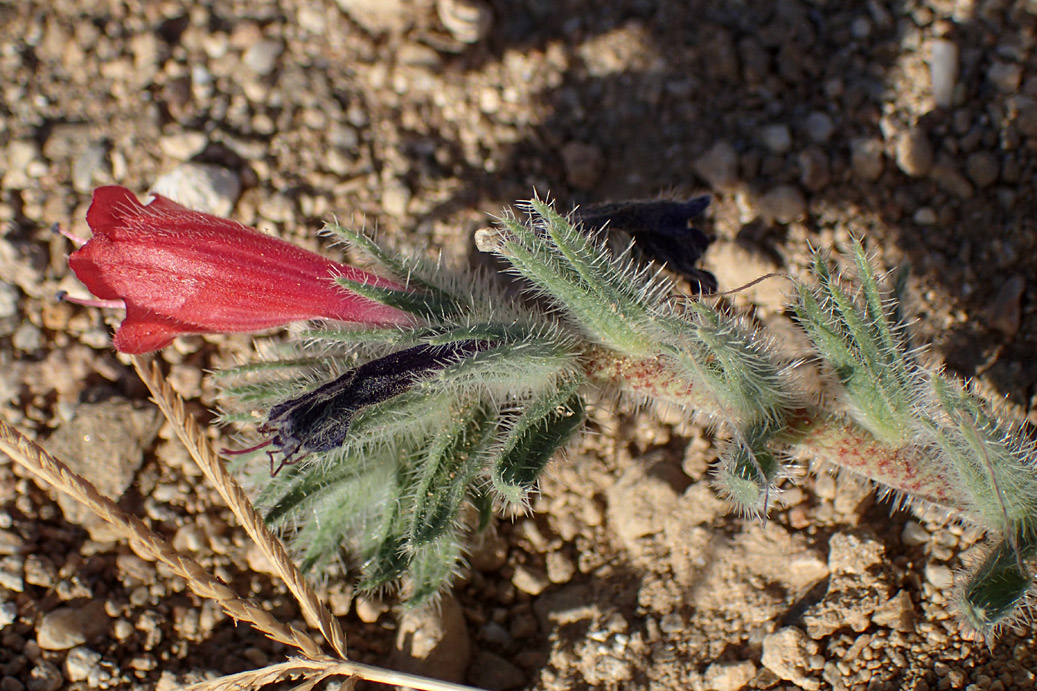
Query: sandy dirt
[{"left": 1, "top": 1, "right": 1037, "bottom": 689}]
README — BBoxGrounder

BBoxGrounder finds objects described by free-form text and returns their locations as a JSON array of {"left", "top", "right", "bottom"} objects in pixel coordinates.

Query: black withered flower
[
  {"left": 574, "top": 196, "right": 717, "bottom": 294},
  {"left": 256, "top": 340, "right": 489, "bottom": 473}
]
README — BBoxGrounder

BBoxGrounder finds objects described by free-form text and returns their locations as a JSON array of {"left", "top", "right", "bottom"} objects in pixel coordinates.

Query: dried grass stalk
[
  {"left": 131, "top": 356, "right": 349, "bottom": 658},
  {"left": 0, "top": 417, "right": 325, "bottom": 659},
  {"left": 182, "top": 657, "right": 486, "bottom": 691}
]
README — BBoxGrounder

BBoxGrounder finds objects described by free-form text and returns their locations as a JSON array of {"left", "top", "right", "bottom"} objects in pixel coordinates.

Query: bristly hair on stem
[{"left": 212, "top": 198, "right": 1037, "bottom": 634}]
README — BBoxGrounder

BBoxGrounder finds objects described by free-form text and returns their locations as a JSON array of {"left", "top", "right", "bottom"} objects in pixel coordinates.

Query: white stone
[
  {"left": 151, "top": 163, "right": 241, "bottom": 216},
  {"left": 925, "top": 563, "right": 955, "bottom": 590},
  {"left": 928, "top": 39, "right": 959, "bottom": 107}
]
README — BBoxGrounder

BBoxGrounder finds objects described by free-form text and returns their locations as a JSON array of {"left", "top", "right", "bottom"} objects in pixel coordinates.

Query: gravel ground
[{"left": 2, "top": 1, "right": 1037, "bottom": 689}]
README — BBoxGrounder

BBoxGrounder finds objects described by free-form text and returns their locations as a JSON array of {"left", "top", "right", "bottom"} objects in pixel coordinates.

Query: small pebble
[
  {"left": 872, "top": 590, "right": 916, "bottom": 632},
  {"left": 756, "top": 184, "right": 806, "bottom": 223},
  {"left": 985, "top": 275, "right": 1026, "bottom": 337},
  {"left": 41, "top": 123, "right": 93, "bottom": 161},
  {"left": 798, "top": 147, "right": 831, "bottom": 191},
  {"left": 850, "top": 16, "right": 872, "bottom": 39},
  {"left": 561, "top": 141, "right": 604, "bottom": 191},
  {"left": 928, "top": 38, "right": 959, "bottom": 107},
  {"left": 901, "top": 521, "right": 930, "bottom": 547},
  {"left": 658, "top": 612, "right": 684, "bottom": 634},
  {"left": 382, "top": 181, "right": 411, "bottom": 217},
  {"left": 355, "top": 594, "right": 389, "bottom": 623},
  {"left": 26, "top": 662, "right": 62, "bottom": 691},
  {"left": 913, "top": 207, "right": 938, "bottom": 225},
  {"left": 987, "top": 61, "right": 1023, "bottom": 93},
  {"left": 762, "top": 627, "right": 821, "bottom": 691},
  {"left": 828, "top": 532, "right": 884, "bottom": 575},
  {"left": 0, "top": 283, "right": 18, "bottom": 321},
  {"left": 704, "top": 660, "right": 756, "bottom": 691},
  {"left": 0, "top": 556, "right": 24, "bottom": 592},
  {"left": 393, "top": 594, "right": 470, "bottom": 683},
  {"left": 894, "top": 128, "right": 934, "bottom": 177},
  {"left": 512, "top": 565, "right": 550, "bottom": 595},
  {"left": 761, "top": 123, "right": 792, "bottom": 153},
  {"left": 335, "top": 0, "right": 411, "bottom": 35},
  {"left": 36, "top": 602, "right": 109, "bottom": 650},
  {"left": 925, "top": 563, "right": 955, "bottom": 590},
  {"left": 64, "top": 647, "right": 102, "bottom": 683},
  {"left": 2, "top": 140, "right": 42, "bottom": 189},
  {"left": 0, "top": 601, "right": 16, "bottom": 629},
  {"left": 243, "top": 39, "right": 282, "bottom": 75},
  {"left": 929, "top": 153, "right": 974, "bottom": 199},
  {"left": 695, "top": 140, "right": 739, "bottom": 190},
  {"left": 72, "top": 143, "right": 110, "bottom": 194},
  {"left": 151, "top": 163, "right": 241, "bottom": 216},
  {"left": 1013, "top": 97, "right": 1037, "bottom": 137},
  {"left": 803, "top": 111, "right": 835, "bottom": 143},
  {"left": 23, "top": 556, "right": 56, "bottom": 588},
  {"left": 965, "top": 150, "right": 999, "bottom": 188},
  {"left": 850, "top": 137, "right": 884, "bottom": 181},
  {"left": 436, "top": 0, "right": 493, "bottom": 44},
  {"left": 257, "top": 193, "right": 295, "bottom": 223},
  {"left": 545, "top": 551, "right": 576, "bottom": 584},
  {"left": 12, "top": 323, "right": 43, "bottom": 352},
  {"left": 478, "top": 621, "right": 511, "bottom": 646},
  {"left": 158, "top": 132, "right": 208, "bottom": 160}
]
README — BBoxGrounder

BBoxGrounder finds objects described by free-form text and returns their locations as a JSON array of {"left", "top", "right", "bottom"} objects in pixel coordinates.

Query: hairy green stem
[{"left": 582, "top": 346, "right": 962, "bottom": 513}]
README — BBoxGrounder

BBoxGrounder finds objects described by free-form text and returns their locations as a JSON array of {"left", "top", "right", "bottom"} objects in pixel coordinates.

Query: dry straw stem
[
  {"left": 131, "top": 356, "right": 349, "bottom": 659},
  {"left": 0, "top": 417, "right": 324, "bottom": 658},
  {"left": 182, "top": 657, "right": 487, "bottom": 691}
]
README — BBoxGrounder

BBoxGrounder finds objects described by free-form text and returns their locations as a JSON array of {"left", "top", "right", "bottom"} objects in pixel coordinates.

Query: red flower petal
[{"left": 69, "top": 186, "right": 413, "bottom": 353}]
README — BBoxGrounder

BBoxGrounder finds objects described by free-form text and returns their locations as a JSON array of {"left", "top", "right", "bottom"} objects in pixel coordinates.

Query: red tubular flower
[{"left": 68, "top": 186, "right": 412, "bottom": 354}]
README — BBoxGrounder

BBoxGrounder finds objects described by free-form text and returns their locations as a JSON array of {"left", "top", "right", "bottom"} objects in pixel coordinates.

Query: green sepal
[
  {"left": 358, "top": 501, "right": 411, "bottom": 592},
  {"left": 325, "top": 223, "right": 443, "bottom": 295},
  {"left": 335, "top": 275, "right": 461, "bottom": 320},
  {"left": 493, "top": 380, "right": 586, "bottom": 506},
  {"left": 665, "top": 300, "right": 792, "bottom": 425},
  {"left": 793, "top": 248, "right": 914, "bottom": 445},
  {"left": 493, "top": 209, "right": 656, "bottom": 356},
  {"left": 405, "top": 534, "right": 463, "bottom": 606},
  {"left": 714, "top": 421, "right": 785, "bottom": 516},
  {"left": 409, "top": 402, "right": 495, "bottom": 546},
  {"left": 959, "top": 533, "right": 1035, "bottom": 634},
  {"left": 471, "top": 485, "right": 495, "bottom": 532}
]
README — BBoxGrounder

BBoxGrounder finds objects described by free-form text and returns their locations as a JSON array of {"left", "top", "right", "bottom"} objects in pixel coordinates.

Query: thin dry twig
[
  {"left": 131, "top": 356, "right": 350, "bottom": 659},
  {"left": 182, "top": 657, "right": 487, "bottom": 691},
  {"left": 0, "top": 417, "right": 326, "bottom": 659}
]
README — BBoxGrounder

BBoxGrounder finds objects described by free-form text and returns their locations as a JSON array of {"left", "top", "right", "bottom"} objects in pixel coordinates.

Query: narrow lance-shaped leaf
[
  {"left": 493, "top": 378, "right": 586, "bottom": 507},
  {"left": 409, "top": 401, "right": 495, "bottom": 546}
]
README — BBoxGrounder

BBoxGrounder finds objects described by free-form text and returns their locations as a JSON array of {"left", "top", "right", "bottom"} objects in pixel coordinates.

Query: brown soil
[{"left": 2, "top": 1, "right": 1036, "bottom": 690}]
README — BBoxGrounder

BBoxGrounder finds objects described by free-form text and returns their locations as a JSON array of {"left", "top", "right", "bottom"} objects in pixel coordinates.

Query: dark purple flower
[
  {"left": 255, "top": 340, "right": 491, "bottom": 472},
  {"left": 574, "top": 196, "right": 717, "bottom": 293}
]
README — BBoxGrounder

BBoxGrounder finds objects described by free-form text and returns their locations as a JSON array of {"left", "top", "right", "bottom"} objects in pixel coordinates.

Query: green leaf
[
  {"left": 409, "top": 402, "right": 495, "bottom": 546},
  {"left": 493, "top": 380, "right": 586, "bottom": 506},
  {"left": 959, "top": 534, "right": 1035, "bottom": 635}
]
